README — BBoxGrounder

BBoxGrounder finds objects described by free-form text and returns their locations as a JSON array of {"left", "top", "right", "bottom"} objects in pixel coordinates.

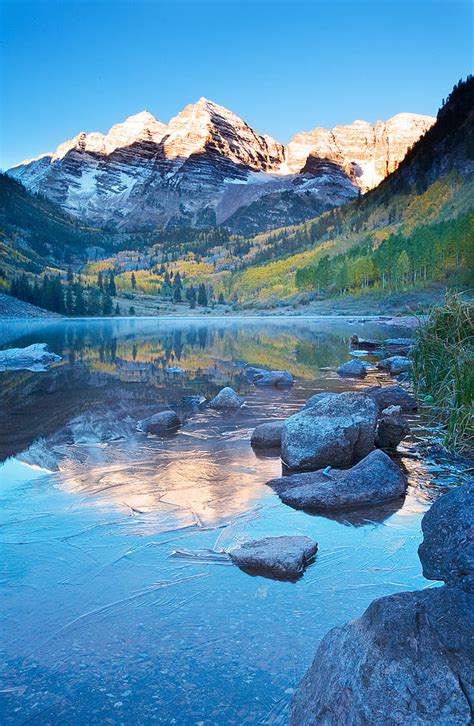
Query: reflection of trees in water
[{"left": 295, "top": 336, "right": 347, "bottom": 369}]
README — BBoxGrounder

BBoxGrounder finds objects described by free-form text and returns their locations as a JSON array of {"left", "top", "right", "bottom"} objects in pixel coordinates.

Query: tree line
[{"left": 295, "top": 213, "right": 473, "bottom": 297}]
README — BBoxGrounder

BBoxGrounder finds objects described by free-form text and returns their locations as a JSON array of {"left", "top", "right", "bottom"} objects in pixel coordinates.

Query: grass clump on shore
[{"left": 412, "top": 293, "right": 473, "bottom": 452}]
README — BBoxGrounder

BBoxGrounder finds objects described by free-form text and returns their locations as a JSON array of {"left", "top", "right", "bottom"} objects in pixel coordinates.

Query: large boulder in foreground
[
  {"left": 337, "top": 359, "right": 369, "bottom": 379},
  {"left": 418, "top": 480, "right": 474, "bottom": 593},
  {"left": 365, "top": 385, "right": 417, "bottom": 412},
  {"left": 209, "top": 387, "right": 244, "bottom": 410},
  {"left": 375, "top": 405, "right": 410, "bottom": 450},
  {"left": 251, "top": 421, "right": 284, "bottom": 450},
  {"left": 376, "top": 356, "right": 412, "bottom": 375},
  {"left": 290, "top": 586, "right": 474, "bottom": 725},
  {"left": 229, "top": 535, "right": 318, "bottom": 580},
  {"left": 245, "top": 366, "right": 294, "bottom": 387},
  {"left": 281, "top": 392, "right": 378, "bottom": 470},
  {"left": 268, "top": 450, "right": 407, "bottom": 511},
  {"left": 137, "top": 410, "right": 181, "bottom": 435},
  {"left": 0, "top": 343, "right": 61, "bottom": 371}
]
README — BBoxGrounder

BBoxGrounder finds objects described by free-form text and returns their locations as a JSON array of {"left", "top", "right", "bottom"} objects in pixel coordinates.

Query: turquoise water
[{"left": 0, "top": 318, "right": 446, "bottom": 724}]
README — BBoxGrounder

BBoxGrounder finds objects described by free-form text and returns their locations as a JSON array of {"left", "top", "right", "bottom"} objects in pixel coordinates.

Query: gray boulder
[
  {"left": 337, "top": 359, "right": 370, "bottom": 378},
  {"left": 282, "top": 392, "right": 378, "bottom": 470},
  {"left": 418, "top": 480, "right": 474, "bottom": 593},
  {"left": 229, "top": 535, "right": 318, "bottom": 580},
  {"left": 303, "top": 392, "right": 338, "bottom": 410},
  {"left": 209, "top": 387, "right": 244, "bottom": 410},
  {"left": 245, "top": 366, "right": 293, "bottom": 387},
  {"left": 0, "top": 343, "right": 61, "bottom": 371},
  {"left": 375, "top": 405, "right": 410, "bottom": 450},
  {"left": 365, "top": 385, "right": 417, "bottom": 412},
  {"left": 290, "top": 586, "right": 474, "bottom": 725},
  {"left": 251, "top": 421, "right": 285, "bottom": 449},
  {"left": 268, "top": 450, "right": 407, "bottom": 511},
  {"left": 376, "top": 356, "right": 412, "bottom": 375},
  {"left": 137, "top": 410, "right": 181, "bottom": 435}
]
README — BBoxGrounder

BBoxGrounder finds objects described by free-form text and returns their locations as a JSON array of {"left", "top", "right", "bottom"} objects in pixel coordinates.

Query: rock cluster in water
[{"left": 290, "top": 482, "right": 474, "bottom": 725}]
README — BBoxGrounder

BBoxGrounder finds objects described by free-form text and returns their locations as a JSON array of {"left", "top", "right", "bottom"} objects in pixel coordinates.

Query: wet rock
[
  {"left": 282, "top": 392, "right": 377, "bottom": 470},
  {"left": 383, "top": 337, "right": 415, "bottom": 355},
  {"left": 209, "top": 387, "right": 244, "bottom": 410},
  {"left": 268, "top": 450, "right": 406, "bottom": 511},
  {"left": 245, "top": 366, "right": 293, "bottom": 387},
  {"left": 251, "top": 421, "right": 284, "bottom": 449},
  {"left": 375, "top": 405, "right": 410, "bottom": 450},
  {"left": 376, "top": 355, "right": 412, "bottom": 375},
  {"left": 418, "top": 480, "right": 474, "bottom": 593},
  {"left": 0, "top": 343, "right": 61, "bottom": 371},
  {"left": 365, "top": 385, "right": 417, "bottom": 412},
  {"left": 164, "top": 367, "right": 184, "bottom": 375},
  {"left": 290, "top": 586, "right": 474, "bottom": 726},
  {"left": 229, "top": 535, "right": 318, "bottom": 580},
  {"left": 350, "top": 335, "right": 380, "bottom": 349},
  {"left": 137, "top": 410, "right": 181, "bottom": 435},
  {"left": 337, "top": 359, "right": 370, "bottom": 378}
]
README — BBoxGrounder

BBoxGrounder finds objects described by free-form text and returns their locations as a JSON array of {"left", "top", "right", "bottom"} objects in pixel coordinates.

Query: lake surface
[{"left": 0, "top": 317, "right": 452, "bottom": 725}]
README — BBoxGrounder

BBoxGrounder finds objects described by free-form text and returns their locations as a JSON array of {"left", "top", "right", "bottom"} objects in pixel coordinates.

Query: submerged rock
[
  {"left": 337, "top": 359, "right": 369, "bottom": 378},
  {"left": 137, "top": 410, "right": 181, "bottom": 435},
  {"left": 375, "top": 405, "right": 410, "bottom": 450},
  {"left": 282, "top": 392, "right": 377, "bottom": 470},
  {"left": 209, "top": 387, "right": 244, "bottom": 410},
  {"left": 418, "top": 480, "right": 474, "bottom": 593},
  {"left": 376, "top": 355, "right": 412, "bottom": 375},
  {"left": 290, "top": 586, "right": 474, "bottom": 726},
  {"left": 268, "top": 450, "right": 407, "bottom": 511},
  {"left": 245, "top": 366, "right": 293, "bottom": 387},
  {"left": 229, "top": 535, "right": 318, "bottom": 580},
  {"left": 251, "top": 421, "right": 284, "bottom": 450},
  {"left": 365, "top": 385, "right": 417, "bottom": 412},
  {"left": 0, "top": 343, "right": 61, "bottom": 371}
]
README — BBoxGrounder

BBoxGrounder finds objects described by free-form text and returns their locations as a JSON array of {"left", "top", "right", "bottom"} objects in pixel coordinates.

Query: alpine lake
[{"left": 0, "top": 316, "right": 460, "bottom": 725}]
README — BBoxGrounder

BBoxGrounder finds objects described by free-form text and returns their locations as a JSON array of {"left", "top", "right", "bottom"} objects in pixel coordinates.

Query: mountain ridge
[{"left": 8, "top": 100, "right": 434, "bottom": 234}]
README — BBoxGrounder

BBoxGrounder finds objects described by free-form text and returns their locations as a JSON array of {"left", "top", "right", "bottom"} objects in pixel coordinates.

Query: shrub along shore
[{"left": 412, "top": 293, "right": 473, "bottom": 453}]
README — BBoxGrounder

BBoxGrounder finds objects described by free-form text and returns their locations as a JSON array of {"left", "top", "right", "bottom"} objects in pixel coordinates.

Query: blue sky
[{"left": 1, "top": 0, "right": 472, "bottom": 169}]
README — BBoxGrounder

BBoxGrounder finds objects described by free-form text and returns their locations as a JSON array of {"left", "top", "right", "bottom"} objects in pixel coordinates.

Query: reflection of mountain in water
[{"left": 0, "top": 318, "right": 367, "bottom": 461}]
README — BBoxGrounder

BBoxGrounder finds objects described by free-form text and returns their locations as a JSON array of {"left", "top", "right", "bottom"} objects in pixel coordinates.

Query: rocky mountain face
[{"left": 8, "top": 100, "right": 434, "bottom": 233}]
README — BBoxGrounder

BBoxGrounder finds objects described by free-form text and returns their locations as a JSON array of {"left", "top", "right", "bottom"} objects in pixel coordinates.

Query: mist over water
[{"left": 0, "top": 318, "right": 448, "bottom": 724}]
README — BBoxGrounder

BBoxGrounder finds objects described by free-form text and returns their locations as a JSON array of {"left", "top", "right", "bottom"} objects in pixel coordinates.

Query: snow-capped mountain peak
[{"left": 7, "top": 100, "right": 435, "bottom": 233}]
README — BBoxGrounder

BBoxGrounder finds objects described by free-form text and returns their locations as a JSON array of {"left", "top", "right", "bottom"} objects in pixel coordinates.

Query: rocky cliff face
[
  {"left": 285, "top": 113, "right": 435, "bottom": 191},
  {"left": 8, "top": 101, "right": 434, "bottom": 232}
]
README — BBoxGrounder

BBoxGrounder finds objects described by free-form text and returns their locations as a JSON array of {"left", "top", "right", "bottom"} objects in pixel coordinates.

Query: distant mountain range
[{"left": 7, "top": 99, "right": 434, "bottom": 233}]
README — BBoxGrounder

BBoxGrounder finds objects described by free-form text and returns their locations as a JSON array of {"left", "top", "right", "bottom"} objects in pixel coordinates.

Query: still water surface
[{"left": 0, "top": 317, "right": 450, "bottom": 724}]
